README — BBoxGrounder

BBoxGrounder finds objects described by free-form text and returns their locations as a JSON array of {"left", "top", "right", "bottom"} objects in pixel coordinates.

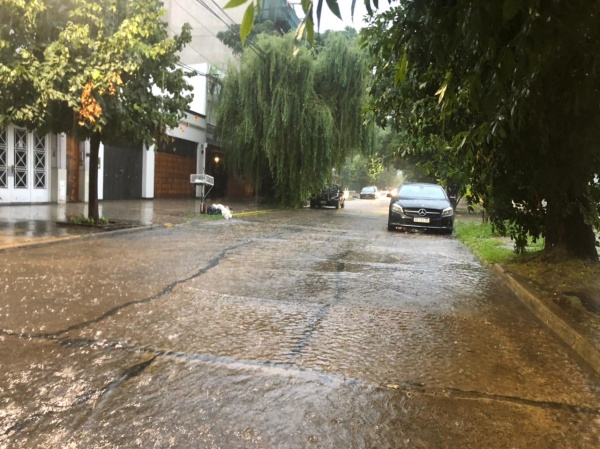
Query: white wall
[
  {"left": 164, "top": 0, "right": 244, "bottom": 69},
  {"left": 187, "top": 63, "right": 209, "bottom": 116},
  {"left": 142, "top": 144, "right": 155, "bottom": 199},
  {"left": 167, "top": 111, "right": 207, "bottom": 143},
  {"left": 50, "top": 133, "right": 67, "bottom": 203}
]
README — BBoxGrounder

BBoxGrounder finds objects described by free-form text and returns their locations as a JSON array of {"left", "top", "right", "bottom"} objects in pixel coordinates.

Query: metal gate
[
  {"left": 102, "top": 144, "right": 143, "bottom": 200},
  {"left": 0, "top": 125, "right": 49, "bottom": 203}
]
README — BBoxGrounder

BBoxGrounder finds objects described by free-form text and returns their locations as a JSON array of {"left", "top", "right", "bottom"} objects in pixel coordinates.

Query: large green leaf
[
  {"left": 325, "top": 0, "right": 341, "bottom": 20},
  {"left": 316, "top": 0, "right": 324, "bottom": 28},
  {"left": 223, "top": 0, "right": 249, "bottom": 9},
  {"left": 394, "top": 49, "right": 408, "bottom": 86},
  {"left": 240, "top": 3, "right": 255, "bottom": 44}
]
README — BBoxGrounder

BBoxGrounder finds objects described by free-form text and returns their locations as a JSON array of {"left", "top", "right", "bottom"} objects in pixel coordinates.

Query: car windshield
[
  {"left": 361, "top": 187, "right": 375, "bottom": 193},
  {"left": 398, "top": 185, "right": 446, "bottom": 200},
  {"left": 322, "top": 185, "right": 339, "bottom": 194}
]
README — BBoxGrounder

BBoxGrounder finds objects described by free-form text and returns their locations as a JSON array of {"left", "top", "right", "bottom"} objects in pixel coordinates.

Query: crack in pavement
[
  {"left": 289, "top": 249, "right": 352, "bottom": 358},
  {"left": 53, "top": 337, "right": 600, "bottom": 417},
  {"left": 0, "top": 241, "right": 249, "bottom": 340},
  {"left": 383, "top": 381, "right": 600, "bottom": 416}
]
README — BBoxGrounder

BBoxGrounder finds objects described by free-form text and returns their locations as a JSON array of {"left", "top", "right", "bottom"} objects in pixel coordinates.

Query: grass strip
[{"left": 454, "top": 220, "right": 543, "bottom": 265}]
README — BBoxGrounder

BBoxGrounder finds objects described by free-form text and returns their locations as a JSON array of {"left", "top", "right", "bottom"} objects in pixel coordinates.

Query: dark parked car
[
  {"left": 310, "top": 184, "right": 345, "bottom": 209},
  {"left": 360, "top": 186, "right": 378, "bottom": 199},
  {"left": 388, "top": 183, "right": 454, "bottom": 233}
]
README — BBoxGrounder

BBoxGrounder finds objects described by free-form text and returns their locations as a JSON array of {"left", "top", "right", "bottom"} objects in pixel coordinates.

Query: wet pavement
[
  {"left": 1, "top": 198, "right": 599, "bottom": 447},
  {"left": 0, "top": 198, "right": 266, "bottom": 250}
]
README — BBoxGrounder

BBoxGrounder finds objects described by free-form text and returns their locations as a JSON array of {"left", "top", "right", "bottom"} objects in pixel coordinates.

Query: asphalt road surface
[{"left": 1, "top": 197, "right": 599, "bottom": 448}]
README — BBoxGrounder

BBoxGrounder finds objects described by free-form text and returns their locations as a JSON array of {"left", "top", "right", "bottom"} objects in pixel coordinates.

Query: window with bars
[
  {"left": 0, "top": 128, "right": 6, "bottom": 188},
  {"left": 14, "top": 129, "right": 28, "bottom": 189},
  {"left": 34, "top": 133, "right": 46, "bottom": 189}
]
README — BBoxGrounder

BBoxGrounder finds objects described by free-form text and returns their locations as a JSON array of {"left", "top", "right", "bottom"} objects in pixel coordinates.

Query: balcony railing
[{"left": 207, "top": 124, "right": 219, "bottom": 146}]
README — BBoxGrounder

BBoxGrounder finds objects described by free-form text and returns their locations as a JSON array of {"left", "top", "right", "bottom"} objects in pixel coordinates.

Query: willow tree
[{"left": 216, "top": 32, "right": 368, "bottom": 206}]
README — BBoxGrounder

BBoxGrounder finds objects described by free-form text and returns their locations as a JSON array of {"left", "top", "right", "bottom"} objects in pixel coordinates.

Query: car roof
[{"left": 400, "top": 182, "right": 442, "bottom": 187}]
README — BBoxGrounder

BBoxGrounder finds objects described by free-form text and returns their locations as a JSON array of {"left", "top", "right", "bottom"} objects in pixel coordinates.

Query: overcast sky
[
  {"left": 315, "top": 0, "right": 369, "bottom": 31},
  {"left": 304, "top": 0, "right": 391, "bottom": 31}
]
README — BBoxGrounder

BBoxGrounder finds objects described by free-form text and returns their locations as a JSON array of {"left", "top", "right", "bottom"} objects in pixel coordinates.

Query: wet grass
[
  {"left": 183, "top": 211, "right": 225, "bottom": 220},
  {"left": 454, "top": 220, "right": 543, "bottom": 265},
  {"left": 455, "top": 215, "right": 600, "bottom": 307},
  {"left": 68, "top": 214, "right": 109, "bottom": 225}
]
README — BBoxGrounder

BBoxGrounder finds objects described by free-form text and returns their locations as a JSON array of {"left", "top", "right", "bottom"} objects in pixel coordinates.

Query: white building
[{"left": 0, "top": 0, "right": 300, "bottom": 204}]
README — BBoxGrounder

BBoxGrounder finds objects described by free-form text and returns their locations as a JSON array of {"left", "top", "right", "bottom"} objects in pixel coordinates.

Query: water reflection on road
[{"left": 1, "top": 198, "right": 599, "bottom": 448}]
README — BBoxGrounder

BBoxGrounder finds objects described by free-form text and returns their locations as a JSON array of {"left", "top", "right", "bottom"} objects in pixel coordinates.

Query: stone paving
[{"left": 1, "top": 197, "right": 599, "bottom": 376}]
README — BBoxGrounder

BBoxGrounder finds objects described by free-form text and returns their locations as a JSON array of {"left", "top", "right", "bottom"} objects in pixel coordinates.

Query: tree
[
  {"left": 0, "top": 0, "right": 192, "bottom": 220},
  {"left": 216, "top": 32, "right": 369, "bottom": 206},
  {"left": 228, "top": 1, "right": 600, "bottom": 260},
  {"left": 361, "top": 1, "right": 600, "bottom": 260},
  {"left": 215, "top": 20, "right": 278, "bottom": 56}
]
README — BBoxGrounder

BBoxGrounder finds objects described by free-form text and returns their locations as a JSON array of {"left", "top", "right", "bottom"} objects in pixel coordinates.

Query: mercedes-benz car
[{"left": 387, "top": 183, "right": 454, "bottom": 233}]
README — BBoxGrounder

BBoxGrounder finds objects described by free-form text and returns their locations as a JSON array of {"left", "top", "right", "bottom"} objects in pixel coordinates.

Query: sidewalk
[
  {"left": 492, "top": 264, "right": 600, "bottom": 374},
  {"left": 0, "top": 198, "right": 265, "bottom": 251},
  {"left": 1, "top": 198, "right": 599, "bottom": 376}
]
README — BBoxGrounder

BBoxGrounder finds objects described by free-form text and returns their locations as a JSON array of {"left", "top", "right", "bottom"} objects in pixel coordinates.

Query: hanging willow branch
[{"left": 216, "top": 32, "right": 368, "bottom": 206}]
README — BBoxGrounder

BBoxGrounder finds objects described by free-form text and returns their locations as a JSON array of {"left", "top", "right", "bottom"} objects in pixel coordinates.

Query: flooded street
[{"left": 1, "top": 198, "right": 599, "bottom": 448}]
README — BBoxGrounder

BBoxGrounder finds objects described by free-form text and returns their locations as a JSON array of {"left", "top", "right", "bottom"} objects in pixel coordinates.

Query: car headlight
[
  {"left": 441, "top": 207, "right": 453, "bottom": 216},
  {"left": 391, "top": 203, "right": 404, "bottom": 214}
]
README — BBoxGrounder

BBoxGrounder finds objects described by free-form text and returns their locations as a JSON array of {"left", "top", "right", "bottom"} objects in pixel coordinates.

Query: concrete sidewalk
[
  {"left": 0, "top": 198, "right": 266, "bottom": 251},
  {"left": 1, "top": 198, "right": 599, "bottom": 377}
]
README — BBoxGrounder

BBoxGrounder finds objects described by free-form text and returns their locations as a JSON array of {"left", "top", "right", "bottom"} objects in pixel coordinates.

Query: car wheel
[{"left": 388, "top": 224, "right": 395, "bottom": 231}]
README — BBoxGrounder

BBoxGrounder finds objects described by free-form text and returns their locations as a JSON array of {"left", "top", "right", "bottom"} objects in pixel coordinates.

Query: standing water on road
[{"left": 1, "top": 198, "right": 599, "bottom": 448}]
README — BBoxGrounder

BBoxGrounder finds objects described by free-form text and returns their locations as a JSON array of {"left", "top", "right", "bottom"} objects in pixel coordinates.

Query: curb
[
  {"left": 492, "top": 263, "right": 600, "bottom": 375},
  {"left": 0, "top": 223, "right": 161, "bottom": 253}
]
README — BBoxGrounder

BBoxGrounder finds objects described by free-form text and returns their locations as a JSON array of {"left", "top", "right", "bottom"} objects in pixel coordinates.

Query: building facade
[{"left": 0, "top": 0, "right": 300, "bottom": 205}]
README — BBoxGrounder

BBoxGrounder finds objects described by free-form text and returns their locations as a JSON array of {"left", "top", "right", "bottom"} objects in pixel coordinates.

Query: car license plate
[
  {"left": 414, "top": 217, "right": 430, "bottom": 223},
  {"left": 320, "top": 201, "right": 327, "bottom": 205}
]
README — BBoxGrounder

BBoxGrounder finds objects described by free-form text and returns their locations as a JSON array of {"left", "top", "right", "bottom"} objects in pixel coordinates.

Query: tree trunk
[
  {"left": 88, "top": 132, "right": 101, "bottom": 221},
  {"left": 544, "top": 205, "right": 598, "bottom": 261}
]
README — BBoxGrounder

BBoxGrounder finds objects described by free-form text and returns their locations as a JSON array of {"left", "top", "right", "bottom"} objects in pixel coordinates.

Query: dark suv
[{"left": 310, "top": 184, "right": 345, "bottom": 209}]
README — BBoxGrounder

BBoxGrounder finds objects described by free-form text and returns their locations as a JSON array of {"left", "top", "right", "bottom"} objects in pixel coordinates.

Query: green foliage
[
  {"left": 361, "top": 0, "right": 600, "bottom": 260},
  {"left": 454, "top": 221, "right": 543, "bottom": 265},
  {"left": 2, "top": 0, "right": 192, "bottom": 141},
  {"left": 1, "top": 0, "right": 193, "bottom": 220},
  {"left": 366, "top": 155, "right": 383, "bottom": 184},
  {"left": 216, "top": 20, "right": 278, "bottom": 56},
  {"left": 0, "top": 0, "right": 57, "bottom": 128},
  {"left": 343, "top": 155, "right": 370, "bottom": 190},
  {"left": 68, "top": 214, "right": 109, "bottom": 225},
  {"left": 376, "top": 167, "right": 403, "bottom": 190},
  {"left": 342, "top": 154, "right": 403, "bottom": 191},
  {"left": 216, "top": 32, "right": 368, "bottom": 206},
  {"left": 223, "top": 0, "right": 354, "bottom": 44},
  {"left": 183, "top": 211, "right": 224, "bottom": 220}
]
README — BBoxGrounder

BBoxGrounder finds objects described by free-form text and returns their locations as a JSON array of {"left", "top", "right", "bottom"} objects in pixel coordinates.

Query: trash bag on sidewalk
[{"left": 207, "top": 204, "right": 232, "bottom": 219}]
